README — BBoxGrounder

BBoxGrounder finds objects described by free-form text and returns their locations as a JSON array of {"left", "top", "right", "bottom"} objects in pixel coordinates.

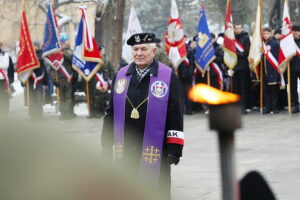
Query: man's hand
[{"left": 167, "top": 154, "right": 180, "bottom": 165}]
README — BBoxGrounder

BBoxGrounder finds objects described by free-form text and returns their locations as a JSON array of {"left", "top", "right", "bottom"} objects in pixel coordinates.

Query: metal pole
[
  {"left": 218, "top": 131, "right": 239, "bottom": 200},
  {"left": 86, "top": 80, "right": 91, "bottom": 116}
]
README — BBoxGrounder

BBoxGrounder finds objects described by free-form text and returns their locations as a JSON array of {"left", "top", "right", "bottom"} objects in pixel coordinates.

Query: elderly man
[{"left": 101, "top": 33, "right": 184, "bottom": 199}]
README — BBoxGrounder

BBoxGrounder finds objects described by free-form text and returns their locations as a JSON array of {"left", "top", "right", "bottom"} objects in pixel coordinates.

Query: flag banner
[
  {"left": 248, "top": 0, "right": 263, "bottom": 76},
  {"left": 278, "top": 0, "right": 296, "bottom": 73},
  {"left": 210, "top": 62, "right": 223, "bottom": 89},
  {"left": 72, "top": 6, "right": 102, "bottom": 81},
  {"left": 223, "top": 0, "right": 237, "bottom": 71},
  {"left": 17, "top": 11, "right": 40, "bottom": 83},
  {"left": 165, "top": 0, "right": 188, "bottom": 69},
  {"left": 122, "top": 5, "right": 142, "bottom": 64},
  {"left": 42, "top": 4, "right": 63, "bottom": 71},
  {"left": 195, "top": 5, "right": 215, "bottom": 73}
]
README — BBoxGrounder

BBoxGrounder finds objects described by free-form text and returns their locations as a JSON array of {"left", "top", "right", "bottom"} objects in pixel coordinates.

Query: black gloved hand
[{"left": 167, "top": 154, "right": 180, "bottom": 165}]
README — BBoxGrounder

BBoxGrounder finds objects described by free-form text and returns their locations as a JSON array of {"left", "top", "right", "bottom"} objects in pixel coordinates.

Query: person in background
[
  {"left": 262, "top": 27, "right": 280, "bottom": 114},
  {"left": 0, "top": 42, "right": 11, "bottom": 118},
  {"left": 26, "top": 41, "right": 46, "bottom": 119},
  {"left": 290, "top": 25, "right": 300, "bottom": 113},
  {"left": 232, "top": 23, "right": 252, "bottom": 114}
]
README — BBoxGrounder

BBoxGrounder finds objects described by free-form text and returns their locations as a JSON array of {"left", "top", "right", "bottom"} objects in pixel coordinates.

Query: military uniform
[
  {"left": 88, "top": 56, "right": 114, "bottom": 118},
  {"left": 101, "top": 60, "right": 183, "bottom": 199},
  {"left": 262, "top": 39, "right": 280, "bottom": 113},
  {"left": 233, "top": 31, "right": 252, "bottom": 112},
  {"left": 53, "top": 47, "right": 76, "bottom": 119}
]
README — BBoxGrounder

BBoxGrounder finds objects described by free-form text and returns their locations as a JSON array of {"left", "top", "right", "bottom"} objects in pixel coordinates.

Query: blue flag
[
  {"left": 195, "top": 6, "right": 215, "bottom": 73},
  {"left": 72, "top": 7, "right": 102, "bottom": 81},
  {"left": 42, "top": 4, "right": 63, "bottom": 70}
]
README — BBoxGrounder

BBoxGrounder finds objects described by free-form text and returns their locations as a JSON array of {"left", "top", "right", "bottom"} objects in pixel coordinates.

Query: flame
[{"left": 188, "top": 84, "right": 240, "bottom": 105}]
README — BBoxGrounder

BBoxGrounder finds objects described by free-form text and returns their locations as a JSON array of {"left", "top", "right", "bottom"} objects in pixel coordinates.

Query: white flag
[
  {"left": 248, "top": 0, "right": 262, "bottom": 74},
  {"left": 122, "top": 5, "right": 142, "bottom": 64}
]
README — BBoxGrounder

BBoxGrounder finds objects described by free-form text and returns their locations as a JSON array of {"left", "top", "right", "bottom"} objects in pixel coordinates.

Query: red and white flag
[
  {"left": 17, "top": 11, "right": 40, "bottom": 83},
  {"left": 278, "top": 0, "right": 296, "bottom": 73},
  {"left": 165, "top": 0, "right": 188, "bottom": 69},
  {"left": 223, "top": 0, "right": 237, "bottom": 71},
  {"left": 122, "top": 5, "right": 142, "bottom": 64}
]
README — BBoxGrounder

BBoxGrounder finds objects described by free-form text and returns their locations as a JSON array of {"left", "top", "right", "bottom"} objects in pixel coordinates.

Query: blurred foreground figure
[
  {"left": 240, "top": 171, "right": 276, "bottom": 200},
  {"left": 101, "top": 33, "right": 184, "bottom": 199},
  {"left": 0, "top": 119, "right": 159, "bottom": 200}
]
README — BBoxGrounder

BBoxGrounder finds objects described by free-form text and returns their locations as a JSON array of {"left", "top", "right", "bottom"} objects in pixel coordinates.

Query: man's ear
[{"left": 153, "top": 48, "right": 157, "bottom": 55}]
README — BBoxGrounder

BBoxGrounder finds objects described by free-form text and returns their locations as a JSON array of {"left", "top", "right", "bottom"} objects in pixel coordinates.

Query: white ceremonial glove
[{"left": 228, "top": 69, "right": 234, "bottom": 77}]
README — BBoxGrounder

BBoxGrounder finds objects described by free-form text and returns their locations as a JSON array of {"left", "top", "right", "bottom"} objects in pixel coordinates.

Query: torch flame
[{"left": 188, "top": 84, "right": 240, "bottom": 105}]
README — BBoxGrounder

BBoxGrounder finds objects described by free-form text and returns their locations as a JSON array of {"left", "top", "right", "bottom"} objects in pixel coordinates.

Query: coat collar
[{"left": 126, "top": 59, "right": 159, "bottom": 77}]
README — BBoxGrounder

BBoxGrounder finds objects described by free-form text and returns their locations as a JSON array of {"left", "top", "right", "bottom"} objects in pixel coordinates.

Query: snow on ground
[{"left": 11, "top": 74, "right": 89, "bottom": 117}]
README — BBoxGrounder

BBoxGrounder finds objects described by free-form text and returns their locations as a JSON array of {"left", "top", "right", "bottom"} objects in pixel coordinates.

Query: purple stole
[{"left": 113, "top": 62, "right": 172, "bottom": 182}]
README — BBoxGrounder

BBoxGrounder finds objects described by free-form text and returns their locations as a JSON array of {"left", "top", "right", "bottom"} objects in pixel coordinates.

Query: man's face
[
  {"left": 274, "top": 33, "right": 281, "bottom": 40},
  {"left": 132, "top": 44, "right": 156, "bottom": 69},
  {"left": 190, "top": 41, "right": 197, "bottom": 49},
  {"left": 234, "top": 25, "right": 243, "bottom": 35},
  {"left": 263, "top": 31, "right": 272, "bottom": 41},
  {"left": 293, "top": 31, "right": 300, "bottom": 39}
]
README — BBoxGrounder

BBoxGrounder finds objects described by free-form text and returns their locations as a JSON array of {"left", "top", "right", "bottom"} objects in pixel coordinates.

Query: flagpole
[
  {"left": 55, "top": 71, "right": 60, "bottom": 104},
  {"left": 230, "top": 77, "right": 233, "bottom": 92},
  {"left": 287, "top": 62, "right": 292, "bottom": 114},
  {"left": 207, "top": 70, "right": 211, "bottom": 86},
  {"left": 260, "top": 62, "right": 263, "bottom": 114},
  {"left": 86, "top": 81, "right": 91, "bottom": 116}
]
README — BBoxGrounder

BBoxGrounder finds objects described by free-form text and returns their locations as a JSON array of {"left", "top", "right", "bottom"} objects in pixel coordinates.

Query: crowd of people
[
  {"left": 1, "top": 24, "right": 300, "bottom": 119},
  {"left": 175, "top": 24, "right": 300, "bottom": 115},
  {"left": 1, "top": 24, "right": 300, "bottom": 199},
  {"left": 0, "top": 37, "right": 114, "bottom": 119}
]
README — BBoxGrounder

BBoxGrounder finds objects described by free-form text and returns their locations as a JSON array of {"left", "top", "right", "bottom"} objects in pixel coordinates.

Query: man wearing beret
[
  {"left": 290, "top": 25, "right": 300, "bottom": 113},
  {"left": 101, "top": 32, "right": 184, "bottom": 199}
]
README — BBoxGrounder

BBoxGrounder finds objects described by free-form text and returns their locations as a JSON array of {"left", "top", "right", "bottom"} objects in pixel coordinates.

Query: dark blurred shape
[{"left": 240, "top": 171, "right": 277, "bottom": 200}]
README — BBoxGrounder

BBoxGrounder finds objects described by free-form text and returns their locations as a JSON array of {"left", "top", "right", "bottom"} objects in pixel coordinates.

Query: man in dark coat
[
  {"left": 233, "top": 24, "right": 252, "bottom": 113},
  {"left": 52, "top": 39, "right": 77, "bottom": 120},
  {"left": 177, "top": 40, "right": 196, "bottom": 115},
  {"left": 88, "top": 45, "right": 114, "bottom": 118},
  {"left": 26, "top": 41, "right": 46, "bottom": 119},
  {"left": 290, "top": 25, "right": 300, "bottom": 113},
  {"left": 262, "top": 27, "right": 280, "bottom": 114},
  {"left": 101, "top": 33, "right": 184, "bottom": 200},
  {"left": 209, "top": 33, "right": 224, "bottom": 90}
]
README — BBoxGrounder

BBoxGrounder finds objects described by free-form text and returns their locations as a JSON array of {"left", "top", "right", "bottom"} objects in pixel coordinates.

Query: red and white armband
[{"left": 166, "top": 130, "right": 184, "bottom": 145}]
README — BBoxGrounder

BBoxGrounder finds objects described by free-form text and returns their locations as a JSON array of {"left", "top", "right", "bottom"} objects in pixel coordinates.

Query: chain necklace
[{"left": 126, "top": 96, "right": 149, "bottom": 119}]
